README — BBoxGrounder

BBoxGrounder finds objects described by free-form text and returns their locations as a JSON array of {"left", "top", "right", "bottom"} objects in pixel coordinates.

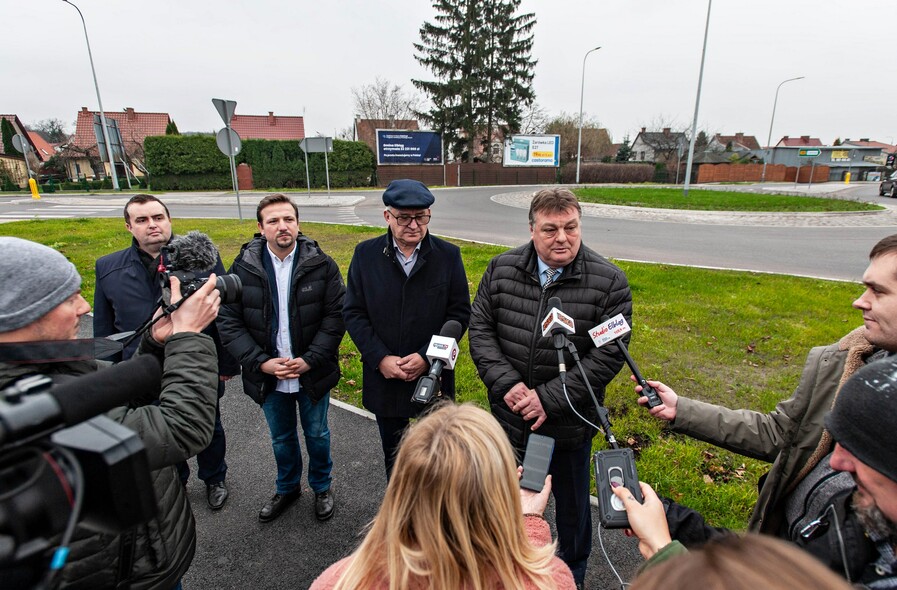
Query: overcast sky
[{"left": 5, "top": 1, "right": 895, "bottom": 146}]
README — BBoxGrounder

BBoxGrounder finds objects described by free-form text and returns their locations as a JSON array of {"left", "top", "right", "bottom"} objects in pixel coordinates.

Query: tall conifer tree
[{"left": 413, "top": 0, "right": 536, "bottom": 161}]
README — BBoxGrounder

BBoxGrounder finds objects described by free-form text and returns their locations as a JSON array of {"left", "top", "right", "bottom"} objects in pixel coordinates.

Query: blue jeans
[{"left": 261, "top": 389, "right": 333, "bottom": 495}]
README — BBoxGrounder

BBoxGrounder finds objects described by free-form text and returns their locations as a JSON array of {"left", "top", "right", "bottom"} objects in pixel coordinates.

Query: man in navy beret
[{"left": 343, "top": 179, "right": 471, "bottom": 477}]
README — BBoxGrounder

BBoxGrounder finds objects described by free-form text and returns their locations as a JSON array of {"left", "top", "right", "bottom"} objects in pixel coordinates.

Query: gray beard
[{"left": 853, "top": 491, "right": 897, "bottom": 542}]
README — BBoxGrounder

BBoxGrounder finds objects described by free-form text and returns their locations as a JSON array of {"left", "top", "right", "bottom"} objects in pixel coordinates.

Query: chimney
[
  {"left": 641, "top": 127, "right": 646, "bottom": 133},
  {"left": 662, "top": 127, "right": 671, "bottom": 136},
  {"left": 81, "top": 106, "right": 89, "bottom": 113},
  {"left": 388, "top": 115, "right": 396, "bottom": 128},
  {"left": 801, "top": 135, "right": 810, "bottom": 142},
  {"left": 125, "top": 107, "right": 136, "bottom": 121},
  {"left": 735, "top": 132, "right": 744, "bottom": 142},
  {"left": 268, "top": 111, "right": 275, "bottom": 126},
  {"left": 860, "top": 138, "right": 870, "bottom": 142}
]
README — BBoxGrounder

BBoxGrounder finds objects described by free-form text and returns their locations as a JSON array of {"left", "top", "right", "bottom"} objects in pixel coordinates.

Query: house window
[{"left": 639, "top": 151, "right": 645, "bottom": 161}]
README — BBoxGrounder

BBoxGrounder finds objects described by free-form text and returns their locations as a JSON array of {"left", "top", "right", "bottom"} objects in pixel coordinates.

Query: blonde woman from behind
[{"left": 310, "top": 403, "right": 575, "bottom": 590}]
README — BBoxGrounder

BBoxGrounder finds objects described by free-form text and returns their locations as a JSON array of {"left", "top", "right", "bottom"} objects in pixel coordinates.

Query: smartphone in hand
[{"left": 520, "top": 434, "right": 555, "bottom": 492}]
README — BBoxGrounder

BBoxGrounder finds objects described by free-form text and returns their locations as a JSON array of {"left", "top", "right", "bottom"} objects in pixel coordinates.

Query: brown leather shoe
[{"left": 258, "top": 489, "right": 300, "bottom": 523}]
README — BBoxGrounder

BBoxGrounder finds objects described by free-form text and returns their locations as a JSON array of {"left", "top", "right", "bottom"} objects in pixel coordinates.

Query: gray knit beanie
[
  {"left": 825, "top": 355, "right": 897, "bottom": 484},
  {"left": 0, "top": 237, "right": 82, "bottom": 333}
]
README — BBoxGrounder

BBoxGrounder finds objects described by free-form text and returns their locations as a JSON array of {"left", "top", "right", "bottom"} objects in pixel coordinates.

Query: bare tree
[
  {"left": 518, "top": 102, "right": 550, "bottom": 135},
  {"left": 544, "top": 112, "right": 611, "bottom": 164},
  {"left": 352, "top": 77, "right": 423, "bottom": 122},
  {"left": 29, "top": 118, "right": 70, "bottom": 143},
  {"left": 637, "top": 117, "right": 688, "bottom": 164}
]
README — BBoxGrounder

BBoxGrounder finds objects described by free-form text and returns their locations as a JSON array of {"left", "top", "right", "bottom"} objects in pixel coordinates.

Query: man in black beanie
[{"left": 825, "top": 356, "right": 897, "bottom": 588}]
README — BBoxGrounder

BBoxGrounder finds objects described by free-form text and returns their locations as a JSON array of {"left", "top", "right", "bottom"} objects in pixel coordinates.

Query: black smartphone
[
  {"left": 519, "top": 434, "right": 555, "bottom": 492},
  {"left": 594, "top": 448, "right": 643, "bottom": 528}
]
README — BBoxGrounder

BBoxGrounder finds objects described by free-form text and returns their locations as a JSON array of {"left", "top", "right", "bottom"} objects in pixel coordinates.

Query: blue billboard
[{"left": 376, "top": 130, "right": 443, "bottom": 165}]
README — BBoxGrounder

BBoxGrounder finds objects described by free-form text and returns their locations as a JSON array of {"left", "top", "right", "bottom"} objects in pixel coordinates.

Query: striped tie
[{"left": 544, "top": 267, "right": 557, "bottom": 288}]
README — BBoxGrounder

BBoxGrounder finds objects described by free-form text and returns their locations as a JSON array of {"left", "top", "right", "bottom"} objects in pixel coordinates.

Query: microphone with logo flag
[
  {"left": 589, "top": 314, "right": 663, "bottom": 408},
  {"left": 541, "top": 297, "right": 575, "bottom": 381},
  {"left": 411, "top": 320, "right": 462, "bottom": 405}
]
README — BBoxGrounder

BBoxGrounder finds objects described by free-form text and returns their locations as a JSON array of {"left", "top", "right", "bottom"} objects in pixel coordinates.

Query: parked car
[{"left": 880, "top": 171, "right": 897, "bottom": 197}]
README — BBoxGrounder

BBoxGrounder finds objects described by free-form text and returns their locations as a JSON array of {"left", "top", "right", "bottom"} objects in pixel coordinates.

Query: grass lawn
[
  {"left": 1, "top": 218, "right": 864, "bottom": 530},
  {"left": 574, "top": 186, "right": 881, "bottom": 212}
]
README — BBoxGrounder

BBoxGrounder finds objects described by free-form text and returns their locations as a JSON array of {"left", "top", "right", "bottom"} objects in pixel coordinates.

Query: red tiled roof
[
  {"left": 713, "top": 133, "right": 761, "bottom": 151},
  {"left": 355, "top": 118, "right": 419, "bottom": 150},
  {"left": 842, "top": 140, "right": 896, "bottom": 153},
  {"left": 26, "top": 131, "right": 55, "bottom": 162},
  {"left": 71, "top": 107, "right": 170, "bottom": 156},
  {"left": 0, "top": 114, "right": 33, "bottom": 156},
  {"left": 776, "top": 136, "right": 823, "bottom": 147},
  {"left": 230, "top": 112, "right": 305, "bottom": 141}
]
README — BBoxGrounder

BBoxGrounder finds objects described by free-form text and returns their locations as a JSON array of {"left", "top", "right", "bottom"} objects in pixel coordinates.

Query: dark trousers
[
  {"left": 548, "top": 442, "right": 592, "bottom": 586},
  {"left": 375, "top": 415, "right": 411, "bottom": 479},
  {"left": 178, "top": 381, "right": 227, "bottom": 486}
]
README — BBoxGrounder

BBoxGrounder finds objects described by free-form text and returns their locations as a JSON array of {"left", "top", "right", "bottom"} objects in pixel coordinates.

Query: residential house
[
  {"left": 708, "top": 132, "right": 761, "bottom": 154},
  {"left": 775, "top": 135, "right": 823, "bottom": 148},
  {"left": 0, "top": 114, "right": 37, "bottom": 185},
  {"left": 64, "top": 106, "right": 171, "bottom": 181},
  {"left": 629, "top": 127, "right": 687, "bottom": 163},
  {"left": 27, "top": 131, "right": 57, "bottom": 163},
  {"left": 230, "top": 111, "right": 305, "bottom": 141}
]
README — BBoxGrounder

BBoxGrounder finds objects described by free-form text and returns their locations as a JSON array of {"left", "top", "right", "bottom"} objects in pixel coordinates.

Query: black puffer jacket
[
  {"left": 0, "top": 332, "right": 218, "bottom": 590},
  {"left": 217, "top": 234, "right": 345, "bottom": 405},
  {"left": 469, "top": 242, "right": 632, "bottom": 451}
]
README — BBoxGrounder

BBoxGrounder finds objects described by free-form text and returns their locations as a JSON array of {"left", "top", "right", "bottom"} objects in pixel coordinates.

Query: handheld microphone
[
  {"left": 542, "top": 297, "right": 575, "bottom": 381},
  {"left": 0, "top": 354, "right": 163, "bottom": 447},
  {"left": 589, "top": 315, "right": 662, "bottom": 408},
  {"left": 411, "top": 320, "right": 463, "bottom": 405}
]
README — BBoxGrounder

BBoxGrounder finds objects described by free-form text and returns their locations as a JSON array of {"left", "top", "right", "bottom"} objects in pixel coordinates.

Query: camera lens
[{"left": 215, "top": 274, "right": 242, "bottom": 305}]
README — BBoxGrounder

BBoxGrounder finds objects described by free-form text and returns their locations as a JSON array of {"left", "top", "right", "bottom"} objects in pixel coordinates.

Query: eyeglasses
[{"left": 388, "top": 211, "right": 431, "bottom": 226}]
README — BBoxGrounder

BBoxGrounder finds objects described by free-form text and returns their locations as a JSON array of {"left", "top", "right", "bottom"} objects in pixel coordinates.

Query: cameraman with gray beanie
[{"left": 0, "top": 237, "right": 221, "bottom": 590}]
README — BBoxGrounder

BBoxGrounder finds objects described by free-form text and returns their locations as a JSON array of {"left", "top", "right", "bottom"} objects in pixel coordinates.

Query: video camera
[
  {"left": 0, "top": 355, "right": 162, "bottom": 589},
  {"left": 160, "top": 231, "right": 241, "bottom": 305}
]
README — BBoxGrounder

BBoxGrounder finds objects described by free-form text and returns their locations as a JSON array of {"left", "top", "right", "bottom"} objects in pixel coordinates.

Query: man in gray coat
[
  {"left": 0, "top": 237, "right": 220, "bottom": 590},
  {"left": 635, "top": 234, "right": 897, "bottom": 541}
]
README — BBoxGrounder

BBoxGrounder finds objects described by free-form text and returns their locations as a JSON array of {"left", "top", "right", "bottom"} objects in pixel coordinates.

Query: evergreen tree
[
  {"left": 165, "top": 120, "right": 180, "bottom": 135},
  {"left": 1, "top": 118, "right": 22, "bottom": 156},
  {"left": 615, "top": 135, "right": 632, "bottom": 162},
  {"left": 413, "top": 0, "right": 536, "bottom": 161}
]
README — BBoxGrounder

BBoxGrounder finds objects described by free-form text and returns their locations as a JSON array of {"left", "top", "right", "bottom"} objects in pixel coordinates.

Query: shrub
[{"left": 559, "top": 162, "right": 653, "bottom": 183}]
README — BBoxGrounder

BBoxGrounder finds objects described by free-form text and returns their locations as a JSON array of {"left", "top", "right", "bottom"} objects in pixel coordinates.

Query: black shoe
[
  {"left": 314, "top": 488, "right": 335, "bottom": 521},
  {"left": 258, "top": 489, "right": 300, "bottom": 523},
  {"left": 206, "top": 481, "right": 228, "bottom": 510}
]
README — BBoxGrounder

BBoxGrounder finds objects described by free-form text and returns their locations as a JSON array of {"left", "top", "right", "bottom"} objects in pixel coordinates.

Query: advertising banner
[
  {"left": 503, "top": 135, "right": 560, "bottom": 167},
  {"left": 376, "top": 130, "right": 443, "bottom": 165}
]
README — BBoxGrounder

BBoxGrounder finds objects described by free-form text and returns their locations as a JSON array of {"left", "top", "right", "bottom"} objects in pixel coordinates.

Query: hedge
[
  {"left": 559, "top": 162, "right": 654, "bottom": 184},
  {"left": 144, "top": 136, "right": 376, "bottom": 191}
]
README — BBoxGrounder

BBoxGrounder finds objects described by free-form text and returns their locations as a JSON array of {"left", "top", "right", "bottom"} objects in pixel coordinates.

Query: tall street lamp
[
  {"left": 761, "top": 76, "right": 805, "bottom": 183},
  {"left": 63, "top": 0, "right": 120, "bottom": 191},
  {"left": 576, "top": 46, "right": 601, "bottom": 184},
  {"left": 683, "top": 0, "right": 712, "bottom": 196}
]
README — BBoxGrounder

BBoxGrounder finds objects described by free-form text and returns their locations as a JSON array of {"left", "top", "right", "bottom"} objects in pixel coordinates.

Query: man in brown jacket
[{"left": 636, "top": 234, "right": 897, "bottom": 538}]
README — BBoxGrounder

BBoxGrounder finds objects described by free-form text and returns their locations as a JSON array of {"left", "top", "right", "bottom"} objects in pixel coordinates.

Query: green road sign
[{"left": 798, "top": 148, "right": 821, "bottom": 157}]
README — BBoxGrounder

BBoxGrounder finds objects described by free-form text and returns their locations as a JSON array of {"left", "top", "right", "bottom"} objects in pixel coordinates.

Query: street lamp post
[
  {"left": 683, "top": 0, "right": 712, "bottom": 196},
  {"left": 63, "top": 0, "right": 120, "bottom": 191},
  {"left": 761, "top": 76, "right": 804, "bottom": 183},
  {"left": 576, "top": 46, "right": 601, "bottom": 184}
]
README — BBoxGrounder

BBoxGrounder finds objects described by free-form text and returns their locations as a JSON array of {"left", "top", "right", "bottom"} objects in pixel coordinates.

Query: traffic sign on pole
[
  {"left": 212, "top": 98, "right": 237, "bottom": 126},
  {"left": 216, "top": 128, "right": 242, "bottom": 156},
  {"left": 798, "top": 148, "right": 821, "bottom": 157}
]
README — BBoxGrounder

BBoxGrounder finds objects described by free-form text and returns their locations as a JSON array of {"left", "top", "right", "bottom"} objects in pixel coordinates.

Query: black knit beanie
[{"left": 825, "top": 355, "right": 897, "bottom": 484}]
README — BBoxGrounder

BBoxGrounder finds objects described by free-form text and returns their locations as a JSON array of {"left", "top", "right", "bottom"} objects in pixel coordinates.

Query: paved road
[
  {"left": 3, "top": 181, "right": 893, "bottom": 281},
  {"left": 76, "top": 318, "right": 641, "bottom": 590}
]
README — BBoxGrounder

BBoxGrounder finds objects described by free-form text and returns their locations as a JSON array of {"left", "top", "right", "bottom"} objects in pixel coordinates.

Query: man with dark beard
[{"left": 823, "top": 355, "right": 897, "bottom": 588}]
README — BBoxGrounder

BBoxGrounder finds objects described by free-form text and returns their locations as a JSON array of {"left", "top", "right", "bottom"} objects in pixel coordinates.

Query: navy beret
[{"left": 382, "top": 179, "right": 435, "bottom": 209}]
